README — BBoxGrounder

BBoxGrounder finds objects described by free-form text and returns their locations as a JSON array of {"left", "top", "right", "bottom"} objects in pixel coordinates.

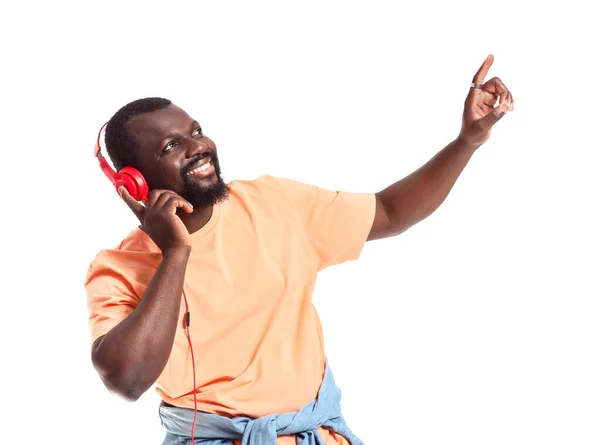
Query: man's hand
[
  {"left": 119, "top": 187, "right": 193, "bottom": 254},
  {"left": 369, "top": 55, "right": 515, "bottom": 240},
  {"left": 458, "top": 54, "right": 514, "bottom": 150}
]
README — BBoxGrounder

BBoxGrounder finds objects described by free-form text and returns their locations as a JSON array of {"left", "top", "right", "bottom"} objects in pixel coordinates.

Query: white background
[{"left": 1, "top": 1, "right": 598, "bottom": 444}]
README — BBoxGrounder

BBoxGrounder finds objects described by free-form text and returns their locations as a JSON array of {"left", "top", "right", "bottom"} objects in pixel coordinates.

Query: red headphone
[{"left": 94, "top": 122, "right": 150, "bottom": 202}]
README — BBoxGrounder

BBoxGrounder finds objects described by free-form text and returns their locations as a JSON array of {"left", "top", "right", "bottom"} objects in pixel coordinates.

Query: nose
[{"left": 185, "top": 137, "right": 210, "bottom": 159}]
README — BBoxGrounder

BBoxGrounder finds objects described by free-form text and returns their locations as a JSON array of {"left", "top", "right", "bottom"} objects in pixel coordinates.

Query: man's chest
[{"left": 181, "top": 218, "right": 317, "bottom": 315}]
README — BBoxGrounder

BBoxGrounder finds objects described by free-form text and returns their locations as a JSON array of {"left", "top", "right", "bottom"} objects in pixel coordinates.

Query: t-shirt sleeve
[
  {"left": 272, "top": 176, "right": 376, "bottom": 270},
  {"left": 84, "top": 253, "right": 143, "bottom": 344}
]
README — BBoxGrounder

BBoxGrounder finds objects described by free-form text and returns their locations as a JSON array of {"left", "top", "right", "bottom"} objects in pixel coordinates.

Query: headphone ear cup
[{"left": 115, "top": 167, "right": 149, "bottom": 202}]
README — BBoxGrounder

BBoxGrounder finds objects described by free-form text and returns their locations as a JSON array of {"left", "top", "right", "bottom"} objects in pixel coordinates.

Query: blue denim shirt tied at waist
[{"left": 159, "top": 361, "right": 364, "bottom": 445}]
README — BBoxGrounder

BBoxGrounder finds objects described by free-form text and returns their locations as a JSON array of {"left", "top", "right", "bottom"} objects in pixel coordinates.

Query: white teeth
[{"left": 188, "top": 161, "right": 211, "bottom": 175}]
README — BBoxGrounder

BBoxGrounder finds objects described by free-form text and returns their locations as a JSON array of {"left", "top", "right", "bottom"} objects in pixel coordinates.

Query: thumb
[
  {"left": 119, "top": 186, "right": 145, "bottom": 221},
  {"left": 480, "top": 100, "right": 511, "bottom": 129}
]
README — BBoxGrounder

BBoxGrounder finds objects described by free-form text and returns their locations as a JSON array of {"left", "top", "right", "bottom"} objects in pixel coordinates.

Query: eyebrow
[{"left": 158, "top": 121, "right": 201, "bottom": 149}]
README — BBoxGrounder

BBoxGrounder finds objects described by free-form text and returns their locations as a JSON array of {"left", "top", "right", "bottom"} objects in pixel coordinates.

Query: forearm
[
  {"left": 91, "top": 246, "right": 191, "bottom": 400},
  {"left": 376, "top": 138, "right": 477, "bottom": 237}
]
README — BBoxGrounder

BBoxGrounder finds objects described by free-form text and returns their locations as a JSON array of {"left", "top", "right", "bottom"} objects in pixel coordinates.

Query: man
[{"left": 85, "top": 55, "right": 514, "bottom": 445}]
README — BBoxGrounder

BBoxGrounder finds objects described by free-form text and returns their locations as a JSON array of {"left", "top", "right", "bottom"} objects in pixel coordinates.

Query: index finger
[
  {"left": 119, "top": 186, "right": 145, "bottom": 221},
  {"left": 472, "top": 54, "right": 494, "bottom": 85}
]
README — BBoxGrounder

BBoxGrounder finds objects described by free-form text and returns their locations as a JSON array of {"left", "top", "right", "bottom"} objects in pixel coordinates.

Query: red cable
[{"left": 182, "top": 289, "right": 198, "bottom": 443}]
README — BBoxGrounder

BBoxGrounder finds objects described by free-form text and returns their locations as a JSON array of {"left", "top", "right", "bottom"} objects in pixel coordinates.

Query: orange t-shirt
[{"left": 85, "top": 175, "right": 376, "bottom": 444}]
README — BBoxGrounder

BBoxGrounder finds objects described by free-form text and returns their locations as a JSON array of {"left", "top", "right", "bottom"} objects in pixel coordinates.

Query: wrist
[
  {"left": 162, "top": 244, "right": 192, "bottom": 258},
  {"left": 454, "top": 135, "right": 481, "bottom": 155}
]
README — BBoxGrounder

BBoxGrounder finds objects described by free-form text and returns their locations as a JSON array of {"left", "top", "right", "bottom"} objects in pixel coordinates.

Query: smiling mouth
[{"left": 186, "top": 157, "right": 215, "bottom": 178}]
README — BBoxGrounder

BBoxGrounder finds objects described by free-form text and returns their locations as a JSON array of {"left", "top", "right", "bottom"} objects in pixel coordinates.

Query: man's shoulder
[
  {"left": 116, "top": 227, "right": 159, "bottom": 253},
  {"left": 101, "top": 227, "right": 159, "bottom": 254},
  {"left": 86, "top": 228, "right": 161, "bottom": 277},
  {"left": 227, "top": 175, "right": 296, "bottom": 202},
  {"left": 229, "top": 175, "right": 286, "bottom": 192}
]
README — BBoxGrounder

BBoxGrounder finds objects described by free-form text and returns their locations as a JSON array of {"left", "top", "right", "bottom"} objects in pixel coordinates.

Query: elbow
[
  {"left": 114, "top": 384, "right": 145, "bottom": 402},
  {"left": 99, "top": 370, "right": 148, "bottom": 402},
  {"left": 91, "top": 338, "right": 147, "bottom": 402}
]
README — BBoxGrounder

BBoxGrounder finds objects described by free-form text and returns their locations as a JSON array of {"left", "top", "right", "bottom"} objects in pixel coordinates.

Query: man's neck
[{"left": 177, "top": 205, "right": 214, "bottom": 235}]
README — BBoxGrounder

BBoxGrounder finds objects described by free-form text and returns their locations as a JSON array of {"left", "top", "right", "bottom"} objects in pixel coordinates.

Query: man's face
[{"left": 127, "top": 104, "right": 229, "bottom": 207}]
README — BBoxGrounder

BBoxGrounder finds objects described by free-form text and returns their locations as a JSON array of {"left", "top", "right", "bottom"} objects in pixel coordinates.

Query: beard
[{"left": 180, "top": 153, "right": 230, "bottom": 207}]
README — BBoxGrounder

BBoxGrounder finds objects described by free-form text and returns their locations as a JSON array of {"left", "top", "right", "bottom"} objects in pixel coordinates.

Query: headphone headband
[{"left": 94, "top": 122, "right": 108, "bottom": 158}]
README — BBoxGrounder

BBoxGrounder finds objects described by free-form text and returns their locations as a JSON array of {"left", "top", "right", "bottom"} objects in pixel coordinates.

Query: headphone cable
[{"left": 182, "top": 288, "right": 198, "bottom": 442}]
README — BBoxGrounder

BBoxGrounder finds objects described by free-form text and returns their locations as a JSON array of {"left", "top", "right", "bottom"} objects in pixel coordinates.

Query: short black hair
[{"left": 105, "top": 97, "right": 172, "bottom": 171}]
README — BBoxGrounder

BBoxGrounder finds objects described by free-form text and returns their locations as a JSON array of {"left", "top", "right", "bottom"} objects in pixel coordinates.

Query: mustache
[{"left": 182, "top": 152, "right": 217, "bottom": 176}]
